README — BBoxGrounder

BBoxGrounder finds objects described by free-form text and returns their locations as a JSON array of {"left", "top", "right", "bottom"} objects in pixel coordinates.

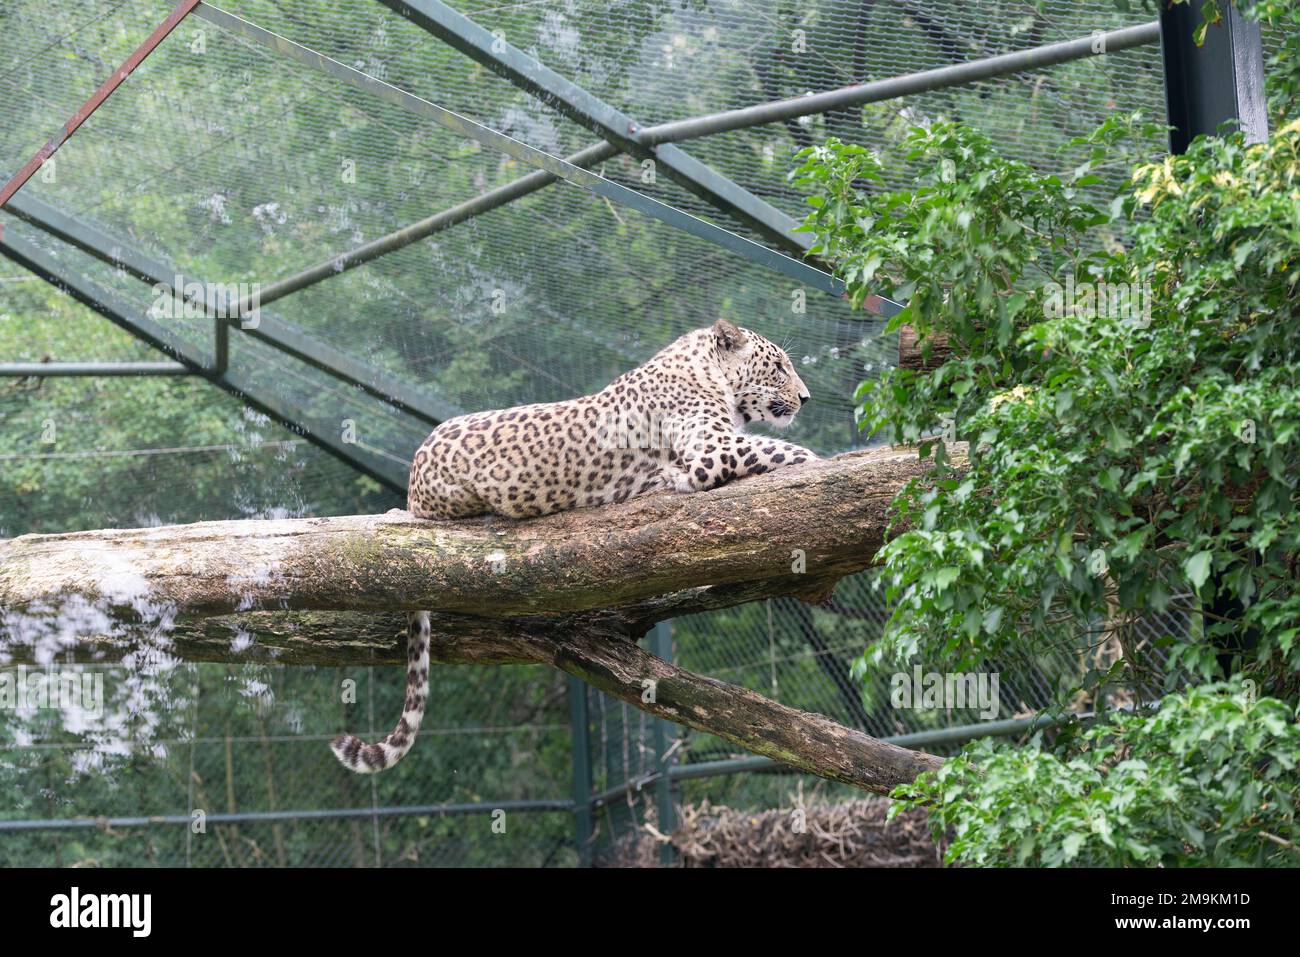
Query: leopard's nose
[{"left": 799, "top": 392, "right": 810, "bottom": 407}]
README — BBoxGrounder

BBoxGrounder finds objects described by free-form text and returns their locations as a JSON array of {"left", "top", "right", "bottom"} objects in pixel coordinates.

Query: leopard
[{"left": 331, "top": 319, "right": 816, "bottom": 773}]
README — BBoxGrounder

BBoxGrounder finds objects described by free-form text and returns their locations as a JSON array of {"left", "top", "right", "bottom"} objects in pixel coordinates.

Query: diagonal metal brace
[
  {"left": 375, "top": 0, "right": 812, "bottom": 259},
  {"left": 194, "top": 2, "right": 845, "bottom": 304},
  {"left": 0, "top": 0, "right": 202, "bottom": 211},
  {"left": 0, "top": 228, "right": 410, "bottom": 491},
  {"left": 1, "top": 189, "right": 461, "bottom": 427}
]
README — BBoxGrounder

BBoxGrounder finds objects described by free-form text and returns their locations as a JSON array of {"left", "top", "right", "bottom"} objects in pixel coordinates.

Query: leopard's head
[{"left": 711, "top": 319, "right": 810, "bottom": 428}]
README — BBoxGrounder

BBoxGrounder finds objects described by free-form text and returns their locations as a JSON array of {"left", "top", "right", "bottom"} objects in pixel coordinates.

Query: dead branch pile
[{"left": 609, "top": 796, "right": 946, "bottom": 868}]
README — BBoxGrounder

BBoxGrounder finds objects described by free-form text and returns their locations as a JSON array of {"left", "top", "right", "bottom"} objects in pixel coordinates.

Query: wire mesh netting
[
  {"left": 0, "top": 0, "right": 1226, "bottom": 866},
  {"left": 581, "top": 575, "right": 1191, "bottom": 864},
  {"left": 0, "top": 659, "right": 577, "bottom": 867}
]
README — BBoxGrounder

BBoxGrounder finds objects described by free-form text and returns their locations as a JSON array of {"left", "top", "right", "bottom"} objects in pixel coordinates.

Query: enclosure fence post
[
  {"left": 567, "top": 676, "right": 594, "bottom": 867},
  {"left": 650, "top": 620, "right": 678, "bottom": 866},
  {"left": 213, "top": 315, "right": 229, "bottom": 377},
  {"left": 1159, "top": 0, "right": 1268, "bottom": 153},
  {"left": 1159, "top": 0, "right": 1268, "bottom": 668}
]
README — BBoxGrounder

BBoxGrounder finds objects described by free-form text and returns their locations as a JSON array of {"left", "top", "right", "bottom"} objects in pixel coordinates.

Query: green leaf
[
  {"left": 1184, "top": 551, "right": 1214, "bottom": 591},
  {"left": 1061, "top": 832, "right": 1085, "bottom": 863}
]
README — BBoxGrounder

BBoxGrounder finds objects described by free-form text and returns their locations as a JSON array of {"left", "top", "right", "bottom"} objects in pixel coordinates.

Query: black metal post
[
  {"left": 1159, "top": 0, "right": 1268, "bottom": 675},
  {"left": 567, "top": 677, "right": 594, "bottom": 867},
  {"left": 1160, "top": 0, "right": 1268, "bottom": 153}
]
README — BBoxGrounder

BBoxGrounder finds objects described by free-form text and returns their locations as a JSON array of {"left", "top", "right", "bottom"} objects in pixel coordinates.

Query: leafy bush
[
  {"left": 794, "top": 112, "right": 1300, "bottom": 684},
  {"left": 893, "top": 683, "right": 1300, "bottom": 867},
  {"left": 793, "top": 0, "right": 1299, "bottom": 866}
]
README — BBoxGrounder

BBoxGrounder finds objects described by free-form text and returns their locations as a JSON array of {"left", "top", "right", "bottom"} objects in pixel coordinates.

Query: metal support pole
[
  {"left": 0, "top": 361, "right": 191, "bottom": 376},
  {"left": 186, "top": 8, "right": 1154, "bottom": 322},
  {"left": 0, "top": 0, "right": 202, "bottom": 211},
  {"left": 0, "top": 799, "right": 572, "bottom": 832},
  {"left": 213, "top": 315, "right": 229, "bottom": 377},
  {"left": 582, "top": 711, "right": 1080, "bottom": 812},
  {"left": 240, "top": 140, "right": 617, "bottom": 312},
  {"left": 664, "top": 712, "right": 1074, "bottom": 785},
  {"left": 7, "top": 10, "right": 1152, "bottom": 328},
  {"left": 567, "top": 676, "right": 594, "bottom": 867},
  {"left": 193, "top": 8, "right": 1166, "bottom": 321},
  {"left": 1158, "top": 0, "right": 1267, "bottom": 671},
  {"left": 0, "top": 230, "right": 409, "bottom": 490},
  {"left": 194, "top": 3, "right": 846, "bottom": 301},
  {"left": 376, "top": 0, "right": 809, "bottom": 258},
  {"left": 1, "top": 189, "right": 461, "bottom": 425},
  {"left": 641, "top": 22, "right": 1162, "bottom": 146},
  {"left": 649, "top": 620, "right": 677, "bottom": 866},
  {"left": 1160, "top": 2, "right": 1268, "bottom": 153},
  {"left": 7, "top": 6, "right": 1143, "bottom": 328}
]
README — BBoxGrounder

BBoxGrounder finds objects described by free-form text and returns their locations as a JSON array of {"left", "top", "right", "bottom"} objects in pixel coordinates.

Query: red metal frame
[{"left": 0, "top": 0, "right": 201, "bottom": 215}]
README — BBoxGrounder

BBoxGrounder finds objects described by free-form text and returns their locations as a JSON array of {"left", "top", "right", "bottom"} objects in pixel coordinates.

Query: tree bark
[
  {"left": 0, "top": 609, "right": 941, "bottom": 794},
  {"left": 0, "top": 445, "right": 964, "bottom": 620},
  {"left": 0, "top": 444, "right": 965, "bottom": 795},
  {"left": 898, "top": 325, "right": 952, "bottom": 372}
]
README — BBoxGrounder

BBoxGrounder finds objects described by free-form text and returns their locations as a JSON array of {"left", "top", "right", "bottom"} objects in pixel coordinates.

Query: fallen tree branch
[
  {"left": 545, "top": 621, "right": 944, "bottom": 793},
  {"left": 3, "top": 577, "right": 827, "bottom": 667},
  {"left": 0, "top": 606, "right": 945, "bottom": 793}
]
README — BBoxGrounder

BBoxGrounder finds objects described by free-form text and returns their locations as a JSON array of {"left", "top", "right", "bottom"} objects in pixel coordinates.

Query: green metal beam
[
  {"left": 0, "top": 0, "right": 202, "bottom": 211},
  {"left": 640, "top": 22, "right": 1163, "bottom": 145},
  {"left": 650, "top": 620, "right": 677, "bottom": 865},
  {"left": 0, "top": 361, "right": 191, "bottom": 376},
  {"left": 567, "top": 676, "right": 594, "bottom": 868},
  {"left": 193, "top": 2, "right": 845, "bottom": 300},
  {"left": 0, "top": 799, "right": 572, "bottom": 832},
  {"left": 0, "top": 232, "right": 203, "bottom": 368},
  {"left": 237, "top": 139, "right": 619, "bottom": 313},
  {"left": 375, "top": 0, "right": 811, "bottom": 258},
  {"left": 1, "top": 190, "right": 461, "bottom": 426},
  {"left": 666, "top": 712, "right": 1076, "bottom": 785},
  {"left": 149, "top": 0, "right": 935, "bottom": 321},
  {"left": 0, "top": 229, "right": 408, "bottom": 491}
]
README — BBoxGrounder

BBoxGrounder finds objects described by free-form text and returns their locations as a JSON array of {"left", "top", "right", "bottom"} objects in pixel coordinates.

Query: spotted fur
[
  {"left": 330, "top": 611, "right": 430, "bottom": 773},
  {"left": 331, "top": 320, "right": 814, "bottom": 773}
]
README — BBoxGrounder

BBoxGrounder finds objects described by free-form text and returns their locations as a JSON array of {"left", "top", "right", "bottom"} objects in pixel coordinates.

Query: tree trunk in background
[{"left": 897, "top": 325, "right": 952, "bottom": 372}]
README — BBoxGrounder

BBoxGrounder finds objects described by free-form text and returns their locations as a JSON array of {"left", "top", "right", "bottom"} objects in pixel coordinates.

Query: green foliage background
[{"left": 794, "top": 0, "right": 1300, "bottom": 866}]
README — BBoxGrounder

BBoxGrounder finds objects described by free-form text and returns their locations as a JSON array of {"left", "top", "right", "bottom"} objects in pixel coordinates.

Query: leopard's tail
[{"left": 330, "top": 610, "right": 430, "bottom": 774}]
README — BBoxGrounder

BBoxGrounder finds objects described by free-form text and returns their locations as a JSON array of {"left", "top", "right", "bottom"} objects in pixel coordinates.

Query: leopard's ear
[{"left": 712, "top": 319, "right": 749, "bottom": 351}]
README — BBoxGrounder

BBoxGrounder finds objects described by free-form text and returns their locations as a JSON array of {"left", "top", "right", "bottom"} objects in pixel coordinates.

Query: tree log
[
  {"left": 0, "top": 445, "right": 965, "bottom": 620},
  {"left": 0, "top": 578, "right": 837, "bottom": 668},
  {"left": 0, "top": 609, "right": 942, "bottom": 794},
  {"left": 544, "top": 622, "right": 944, "bottom": 793},
  {"left": 0, "top": 445, "right": 965, "bottom": 795}
]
